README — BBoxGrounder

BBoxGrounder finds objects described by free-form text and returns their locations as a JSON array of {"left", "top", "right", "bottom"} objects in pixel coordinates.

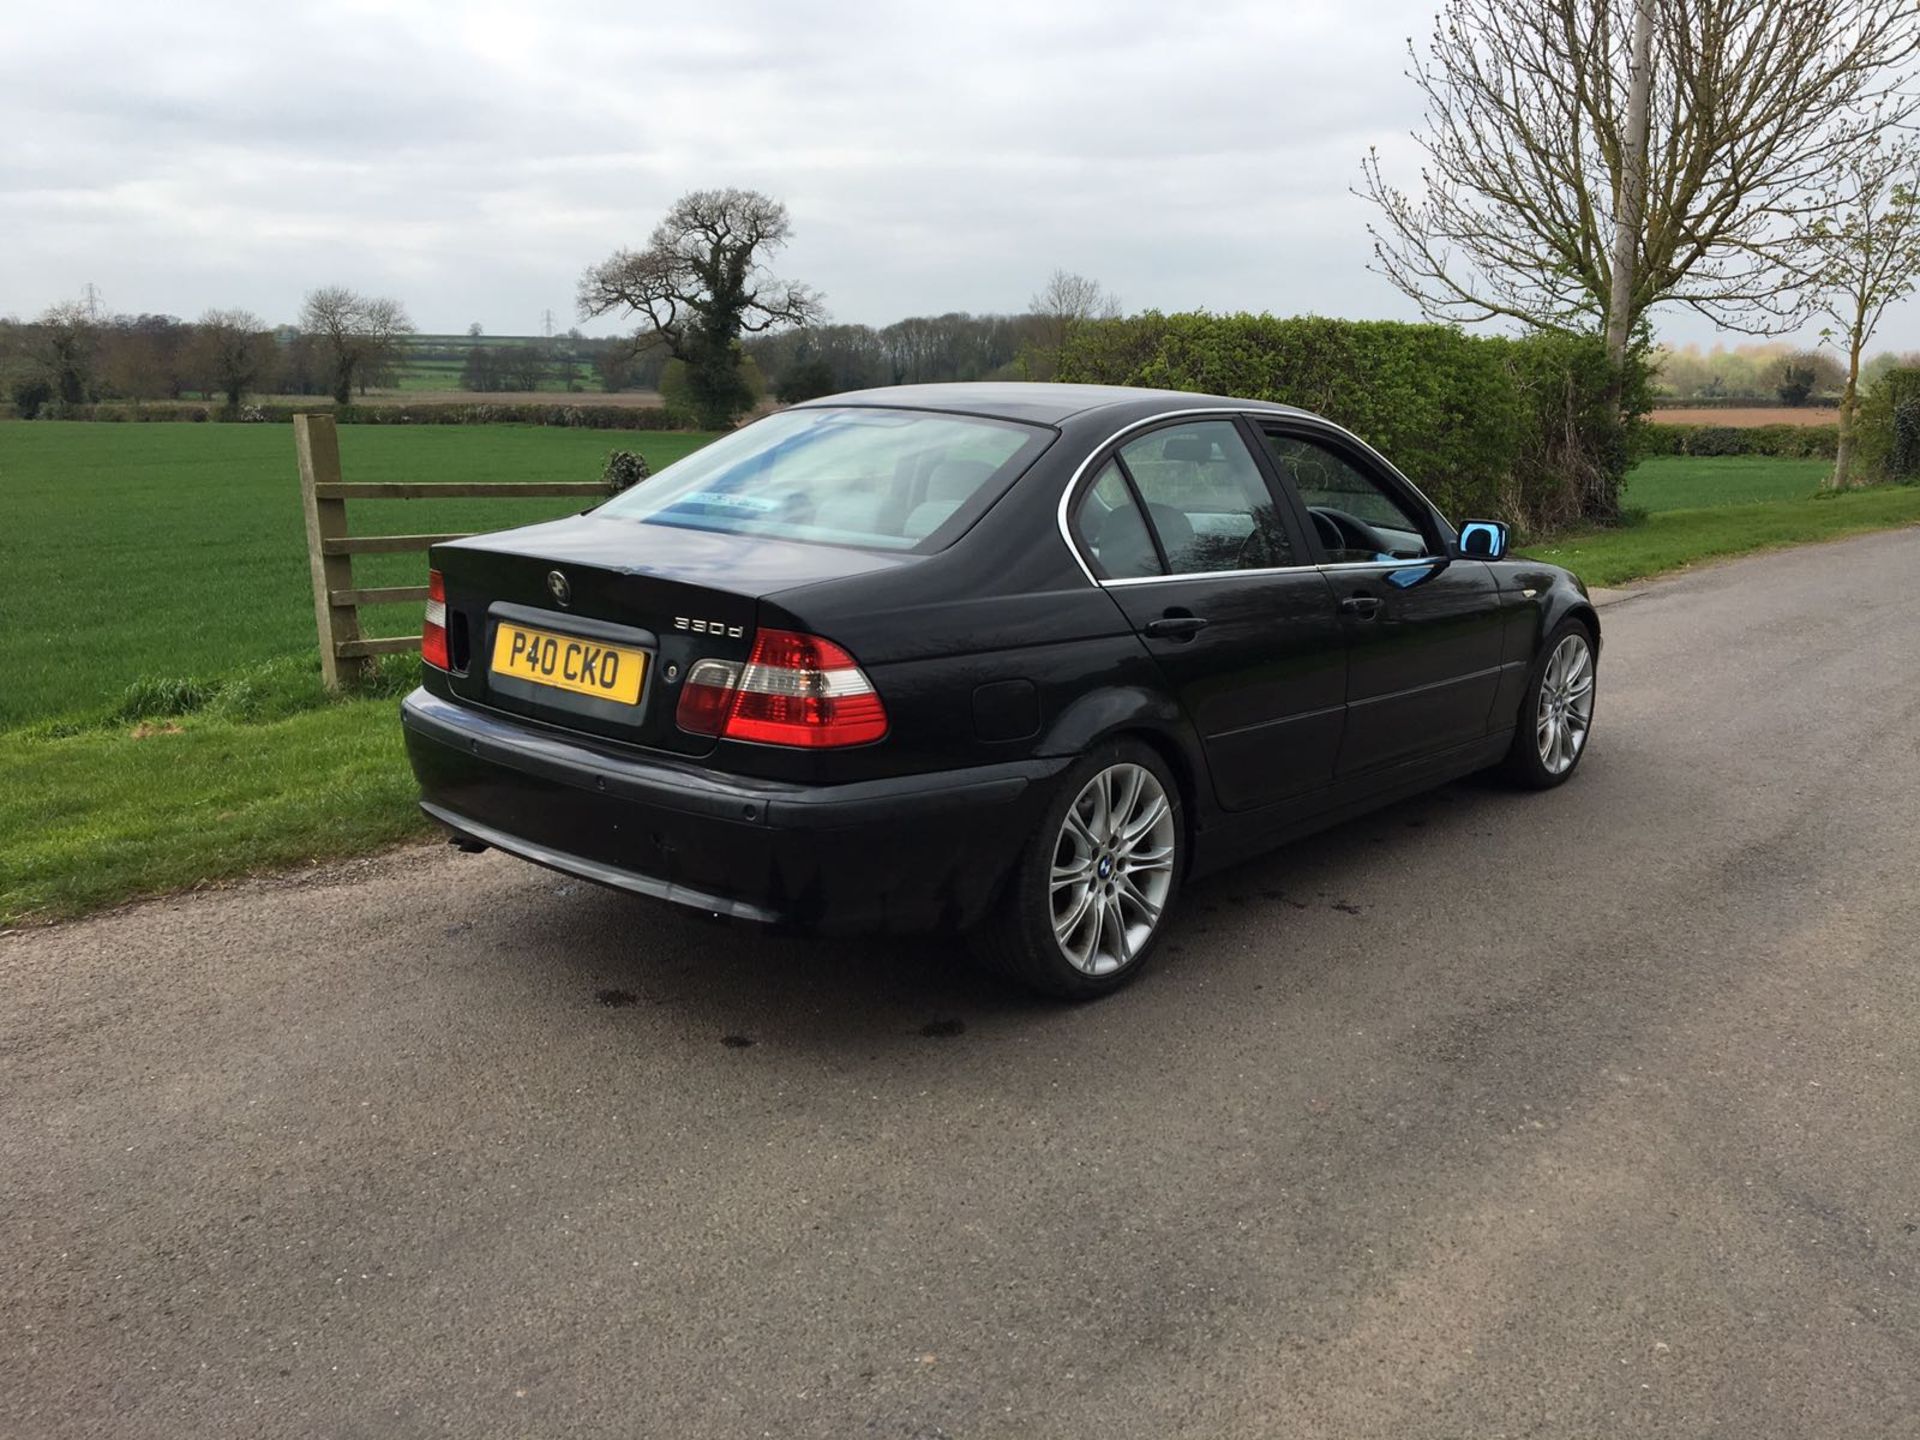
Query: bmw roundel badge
[{"left": 546, "top": 570, "right": 571, "bottom": 607}]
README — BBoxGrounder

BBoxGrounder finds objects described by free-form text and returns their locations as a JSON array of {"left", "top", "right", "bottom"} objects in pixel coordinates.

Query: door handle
[
  {"left": 1144, "top": 614, "right": 1209, "bottom": 640},
  {"left": 1339, "top": 595, "right": 1383, "bottom": 620}
]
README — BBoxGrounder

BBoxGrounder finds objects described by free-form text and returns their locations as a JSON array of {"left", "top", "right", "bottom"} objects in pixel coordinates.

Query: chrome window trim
[
  {"left": 1054, "top": 408, "right": 1451, "bottom": 588},
  {"left": 1316, "top": 557, "right": 1446, "bottom": 573},
  {"left": 1101, "top": 557, "right": 1445, "bottom": 589}
]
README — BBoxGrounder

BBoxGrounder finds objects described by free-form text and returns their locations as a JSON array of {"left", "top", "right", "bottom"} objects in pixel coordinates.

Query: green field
[
  {"left": 0, "top": 423, "right": 714, "bottom": 728},
  {"left": 1623, "top": 455, "right": 1831, "bottom": 511},
  {"left": 2, "top": 427, "right": 1916, "bottom": 926}
]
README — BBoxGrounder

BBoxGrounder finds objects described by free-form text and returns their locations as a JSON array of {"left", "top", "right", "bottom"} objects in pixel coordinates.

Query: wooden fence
[{"left": 293, "top": 413, "right": 613, "bottom": 689}]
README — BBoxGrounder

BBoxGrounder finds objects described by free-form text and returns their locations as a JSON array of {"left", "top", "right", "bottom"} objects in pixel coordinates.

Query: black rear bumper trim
[{"left": 421, "top": 799, "right": 781, "bottom": 922}]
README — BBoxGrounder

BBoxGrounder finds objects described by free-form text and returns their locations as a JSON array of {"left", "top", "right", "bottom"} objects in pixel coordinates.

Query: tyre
[
  {"left": 1502, "top": 618, "right": 1597, "bottom": 789},
  {"left": 970, "top": 738, "right": 1184, "bottom": 1000}
]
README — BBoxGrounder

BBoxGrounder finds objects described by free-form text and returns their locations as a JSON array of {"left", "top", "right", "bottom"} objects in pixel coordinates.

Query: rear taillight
[
  {"left": 674, "top": 659, "right": 743, "bottom": 736},
  {"left": 422, "top": 569, "right": 449, "bottom": 670},
  {"left": 674, "top": 629, "right": 887, "bottom": 747}
]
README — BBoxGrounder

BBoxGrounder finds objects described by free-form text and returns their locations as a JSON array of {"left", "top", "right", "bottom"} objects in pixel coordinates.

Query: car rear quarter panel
[{"left": 735, "top": 431, "right": 1209, "bottom": 790}]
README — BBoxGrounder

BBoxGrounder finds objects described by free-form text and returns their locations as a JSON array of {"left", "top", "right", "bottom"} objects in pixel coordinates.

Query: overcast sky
[{"left": 1, "top": 0, "right": 1897, "bottom": 347}]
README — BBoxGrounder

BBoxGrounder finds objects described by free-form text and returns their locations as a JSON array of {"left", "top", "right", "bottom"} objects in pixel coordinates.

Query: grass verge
[
  {"left": 0, "top": 693, "right": 426, "bottom": 927},
  {"left": 1527, "top": 484, "right": 1920, "bottom": 588}
]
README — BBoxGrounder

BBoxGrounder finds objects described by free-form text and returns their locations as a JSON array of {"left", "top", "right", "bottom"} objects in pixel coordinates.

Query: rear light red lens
[
  {"left": 673, "top": 629, "right": 887, "bottom": 747},
  {"left": 422, "top": 569, "right": 450, "bottom": 670}
]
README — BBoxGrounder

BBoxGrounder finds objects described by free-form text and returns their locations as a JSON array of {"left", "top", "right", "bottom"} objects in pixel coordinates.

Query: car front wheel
[
  {"left": 1504, "top": 619, "right": 1597, "bottom": 788},
  {"left": 971, "top": 738, "right": 1183, "bottom": 1000}
]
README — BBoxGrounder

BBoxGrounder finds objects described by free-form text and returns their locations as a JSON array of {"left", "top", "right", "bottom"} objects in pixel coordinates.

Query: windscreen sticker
[{"left": 682, "top": 491, "right": 781, "bottom": 513}]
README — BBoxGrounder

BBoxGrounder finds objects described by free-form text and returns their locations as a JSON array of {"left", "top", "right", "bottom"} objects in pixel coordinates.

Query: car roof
[{"left": 796, "top": 381, "right": 1317, "bottom": 426}]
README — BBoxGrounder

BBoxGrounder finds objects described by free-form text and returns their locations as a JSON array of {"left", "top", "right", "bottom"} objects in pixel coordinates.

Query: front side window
[
  {"left": 1115, "top": 421, "right": 1296, "bottom": 574},
  {"left": 1259, "top": 432, "right": 1435, "bottom": 562},
  {"left": 597, "top": 406, "right": 1050, "bottom": 551}
]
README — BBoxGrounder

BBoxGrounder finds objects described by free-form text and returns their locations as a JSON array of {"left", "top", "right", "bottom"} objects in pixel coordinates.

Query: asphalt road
[{"left": 5, "top": 531, "right": 1919, "bottom": 1439}]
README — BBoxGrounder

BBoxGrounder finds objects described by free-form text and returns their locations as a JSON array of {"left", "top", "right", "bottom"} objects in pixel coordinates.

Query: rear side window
[
  {"left": 597, "top": 406, "right": 1050, "bottom": 552},
  {"left": 1118, "top": 420, "right": 1295, "bottom": 573},
  {"left": 1072, "top": 461, "right": 1163, "bottom": 579}
]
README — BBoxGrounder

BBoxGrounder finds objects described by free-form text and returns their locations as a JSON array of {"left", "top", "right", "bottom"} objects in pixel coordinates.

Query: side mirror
[{"left": 1457, "top": 520, "right": 1509, "bottom": 561}]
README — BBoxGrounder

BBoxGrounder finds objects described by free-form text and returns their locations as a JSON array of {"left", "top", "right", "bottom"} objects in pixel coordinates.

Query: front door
[
  {"left": 1069, "top": 418, "right": 1347, "bottom": 811},
  {"left": 1254, "top": 424, "right": 1507, "bottom": 776}
]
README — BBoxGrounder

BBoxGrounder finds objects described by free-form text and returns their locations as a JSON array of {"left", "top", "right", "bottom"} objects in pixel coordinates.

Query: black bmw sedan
[{"left": 403, "top": 383, "right": 1598, "bottom": 998}]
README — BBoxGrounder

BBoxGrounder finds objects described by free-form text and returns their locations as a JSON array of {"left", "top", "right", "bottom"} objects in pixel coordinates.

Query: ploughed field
[
  {"left": 0, "top": 423, "right": 713, "bottom": 728},
  {"left": 1648, "top": 406, "right": 1838, "bottom": 427}
]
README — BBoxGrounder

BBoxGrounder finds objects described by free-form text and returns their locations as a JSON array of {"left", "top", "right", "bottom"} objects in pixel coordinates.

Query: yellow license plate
[{"left": 491, "top": 623, "right": 647, "bottom": 706}]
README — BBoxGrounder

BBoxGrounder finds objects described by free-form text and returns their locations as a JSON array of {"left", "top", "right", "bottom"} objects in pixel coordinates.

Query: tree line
[
  {"left": 0, "top": 294, "right": 654, "bottom": 416},
  {"left": 1, "top": 262, "right": 1111, "bottom": 421}
]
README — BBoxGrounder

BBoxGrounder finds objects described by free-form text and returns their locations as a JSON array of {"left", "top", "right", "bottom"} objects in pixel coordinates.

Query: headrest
[{"left": 1159, "top": 434, "right": 1214, "bottom": 463}]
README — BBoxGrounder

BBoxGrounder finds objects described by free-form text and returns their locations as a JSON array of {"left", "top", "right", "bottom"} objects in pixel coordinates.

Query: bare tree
[
  {"left": 1028, "top": 269, "right": 1121, "bottom": 356},
  {"left": 578, "top": 188, "right": 824, "bottom": 427},
  {"left": 27, "top": 302, "right": 98, "bottom": 404},
  {"left": 190, "top": 309, "right": 272, "bottom": 410},
  {"left": 1363, "top": 0, "right": 1920, "bottom": 350},
  {"left": 299, "top": 286, "right": 414, "bottom": 405},
  {"left": 1804, "top": 137, "right": 1920, "bottom": 486}
]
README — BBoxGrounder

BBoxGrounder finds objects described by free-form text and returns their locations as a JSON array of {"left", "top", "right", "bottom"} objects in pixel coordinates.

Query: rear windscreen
[{"left": 596, "top": 406, "right": 1052, "bottom": 551}]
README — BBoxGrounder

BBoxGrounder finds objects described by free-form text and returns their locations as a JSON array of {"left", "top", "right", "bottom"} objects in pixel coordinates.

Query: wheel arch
[
  {"left": 1561, "top": 601, "right": 1601, "bottom": 650},
  {"left": 1036, "top": 685, "right": 1211, "bottom": 865}
]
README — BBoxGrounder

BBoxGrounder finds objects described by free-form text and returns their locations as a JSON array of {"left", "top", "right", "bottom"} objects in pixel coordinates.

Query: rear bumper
[{"left": 401, "top": 688, "right": 1066, "bottom": 933}]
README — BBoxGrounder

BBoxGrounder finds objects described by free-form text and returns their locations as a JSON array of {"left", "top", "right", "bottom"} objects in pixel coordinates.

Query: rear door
[
  {"left": 1253, "top": 422, "right": 1506, "bottom": 776},
  {"left": 1070, "top": 416, "right": 1346, "bottom": 811}
]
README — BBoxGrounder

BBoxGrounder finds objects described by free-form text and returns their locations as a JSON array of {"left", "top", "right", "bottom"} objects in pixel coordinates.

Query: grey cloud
[{"left": 1, "top": 0, "right": 1881, "bottom": 346}]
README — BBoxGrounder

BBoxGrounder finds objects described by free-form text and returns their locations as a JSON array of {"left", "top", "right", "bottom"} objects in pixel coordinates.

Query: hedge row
[
  {"left": 1057, "top": 313, "right": 1640, "bottom": 528},
  {"left": 1639, "top": 423, "right": 1840, "bottom": 459},
  {"left": 17, "top": 400, "right": 683, "bottom": 430},
  {"left": 1853, "top": 367, "right": 1920, "bottom": 483}
]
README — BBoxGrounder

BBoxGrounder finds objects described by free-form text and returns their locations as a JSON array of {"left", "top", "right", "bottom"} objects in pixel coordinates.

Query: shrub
[
  {"left": 775, "top": 358, "right": 837, "bottom": 404},
  {"left": 1057, "top": 312, "right": 1641, "bottom": 528},
  {"left": 11, "top": 376, "right": 53, "bottom": 418},
  {"left": 1638, "top": 423, "right": 1687, "bottom": 457},
  {"left": 1851, "top": 367, "right": 1920, "bottom": 483},
  {"left": 602, "top": 449, "right": 651, "bottom": 492},
  {"left": 1637, "top": 422, "right": 1839, "bottom": 459},
  {"left": 1681, "top": 426, "right": 1747, "bottom": 457}
]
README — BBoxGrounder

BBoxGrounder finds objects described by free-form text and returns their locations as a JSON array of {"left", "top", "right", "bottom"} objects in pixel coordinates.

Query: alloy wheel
[
  {"left": 1536, "top": 633, "right": 1595, "bottom": 776},
  {"left": 1049, "top": 762, "right": 1177, "bottom": 976}
]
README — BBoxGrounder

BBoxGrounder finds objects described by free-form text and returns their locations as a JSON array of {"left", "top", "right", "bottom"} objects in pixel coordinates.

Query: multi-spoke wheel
[
  {"left": 970, "top": 739, "right": 1184, "bottom": 999},
  {"left": 1535, "top": 632, "right": 1595, "bottom": 775},
  {"left": 1504, "top": 619, "right": 1598, "bottom": 788},
  {"left": 1049, "top": 762, "right": 1177, "bottom": 977}
]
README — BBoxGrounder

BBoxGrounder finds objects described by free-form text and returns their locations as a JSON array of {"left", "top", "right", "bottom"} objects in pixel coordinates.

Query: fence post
[{"left": 293, "top": 413, "right": 372, "bottom": 690}]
